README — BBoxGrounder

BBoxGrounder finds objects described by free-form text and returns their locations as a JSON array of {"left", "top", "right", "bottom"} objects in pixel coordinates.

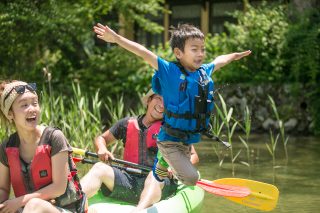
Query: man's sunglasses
[{"left": 3, "top": 83, "right": 37, "bottom": 104}]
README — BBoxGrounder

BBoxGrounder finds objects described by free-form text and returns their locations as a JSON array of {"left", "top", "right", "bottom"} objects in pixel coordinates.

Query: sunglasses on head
[{"left": 3, "top": 83, "right": 37, "bottom": 103}]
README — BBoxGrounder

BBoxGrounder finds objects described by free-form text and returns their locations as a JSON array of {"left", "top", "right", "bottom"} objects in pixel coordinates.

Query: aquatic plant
[
  {"left": 266, "top": 129, "right": 279, "bottom": 183},
  {"left": 268, "top": 95, "right": 289, "bottom": 164},
  {"left": 215, "top": 93, "right": 241, "bottom": 176},
  {"left": 238, "top": 106, "right": 252, "bottom": 176}
]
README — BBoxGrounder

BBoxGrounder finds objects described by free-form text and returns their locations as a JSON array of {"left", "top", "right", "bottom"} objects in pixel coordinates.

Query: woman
[{"left": 0, "top": 80, "right": 86, "bottom": 213}]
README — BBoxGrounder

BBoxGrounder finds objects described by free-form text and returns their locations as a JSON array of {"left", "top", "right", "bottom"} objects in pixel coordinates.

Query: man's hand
[
  {"left": 93, "top": 23, "right": 119, "bottom": 43},
  {"left": 97, "top": 146, "right": 114, "bottom": 162}
]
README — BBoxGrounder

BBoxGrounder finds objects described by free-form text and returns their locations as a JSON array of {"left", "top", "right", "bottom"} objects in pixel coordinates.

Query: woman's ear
[
  {"left": 174, "top": 48, "right": 182, "bottom": 59},
  {"left": 7, "top": 110, "right": 14, "bottom": 122}
]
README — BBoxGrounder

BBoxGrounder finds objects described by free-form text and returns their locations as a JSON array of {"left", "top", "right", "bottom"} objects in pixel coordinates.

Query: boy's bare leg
[{"left": 80, "top": 162, "right": 115, "bottom": 198}]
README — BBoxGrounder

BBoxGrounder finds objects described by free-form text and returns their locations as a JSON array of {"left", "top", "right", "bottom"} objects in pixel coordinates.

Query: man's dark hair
[{"left": 169, "top": 23, "right": 204, "bottom": 52}]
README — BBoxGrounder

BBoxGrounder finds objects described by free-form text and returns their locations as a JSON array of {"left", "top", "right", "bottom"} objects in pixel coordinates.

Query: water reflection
[{"left": 195, "top": 134, "right": 320, "bottom": 213}]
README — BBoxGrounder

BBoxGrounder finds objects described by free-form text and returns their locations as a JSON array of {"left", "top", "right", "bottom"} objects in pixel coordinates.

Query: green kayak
[{"left": 88, "top": 184, "right": 204, "bottom": 213}]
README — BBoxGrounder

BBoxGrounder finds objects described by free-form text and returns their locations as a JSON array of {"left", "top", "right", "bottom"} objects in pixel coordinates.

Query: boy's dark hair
[{"left": 169, "top": 23, "right": 204, "bottom": 52}]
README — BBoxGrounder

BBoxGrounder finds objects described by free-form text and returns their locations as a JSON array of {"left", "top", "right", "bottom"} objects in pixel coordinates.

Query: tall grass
[
  {"left": 40, "top": 84, "right": 103, "bottom": 151},
  {"left": 266, "top": 130, "right": 279, "bottom": 183},
  {"left": 211, "top": 107, "right": 226, "bottom": 168},
  {"left": 268, "top": 95, "right": 289, "bottom": 164},
  {"left": 238, "top": 106, "right": 252, "bottom": 176},
  {"left": 215, "top": 94, "right": 240, "bottom": 176},
  {"left": 211, "top": 93, "right": 289, "bottom": 176}
]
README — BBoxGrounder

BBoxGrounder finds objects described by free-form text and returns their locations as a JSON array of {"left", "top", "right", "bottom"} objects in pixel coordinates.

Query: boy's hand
[
  {"left": 234, "top": 50, "right": 251, "bottom": 60},
  {"left": 93, "top": 23, "right": 118, "bottom": 43},
  {"left": 213, "top": 50, "right": 252, "bottom": 71}
]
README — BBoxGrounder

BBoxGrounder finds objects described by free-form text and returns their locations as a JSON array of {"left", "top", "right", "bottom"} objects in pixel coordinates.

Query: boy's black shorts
[{"left": 100, "top": 167, "right": 178, "bottom": 204}]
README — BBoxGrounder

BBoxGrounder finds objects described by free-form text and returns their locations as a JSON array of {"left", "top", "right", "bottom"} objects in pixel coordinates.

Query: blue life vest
[{"left": 153, "top": 62, "right": 214, "bottom": 140}]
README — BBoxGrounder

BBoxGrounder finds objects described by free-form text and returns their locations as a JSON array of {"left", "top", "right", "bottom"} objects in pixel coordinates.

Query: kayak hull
[{"left": 89, "top": 184, "right": 204, "bottom": 213}]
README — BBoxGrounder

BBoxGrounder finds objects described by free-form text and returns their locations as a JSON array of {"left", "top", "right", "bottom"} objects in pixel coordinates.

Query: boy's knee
[{"left": 179, "top": 171, "right": 199, "bottom": 186}]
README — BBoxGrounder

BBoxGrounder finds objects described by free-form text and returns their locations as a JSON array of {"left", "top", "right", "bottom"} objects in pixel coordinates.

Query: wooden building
[{"left": 123, "top": 0, "right": 282, "bottom": 47}]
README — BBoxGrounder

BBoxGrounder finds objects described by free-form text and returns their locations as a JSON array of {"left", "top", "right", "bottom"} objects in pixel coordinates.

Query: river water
[{"left": 195, "top": 134, "right": 320, "bottom": 213}]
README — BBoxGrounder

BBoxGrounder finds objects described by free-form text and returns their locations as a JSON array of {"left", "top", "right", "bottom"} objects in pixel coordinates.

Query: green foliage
[
  {"left": 205, "top": 3, "right": 289, "bottom": 83},
  {"left": 283, "top": 8, "right": 320, "bottom": 134},
  {"left": 204, "top": 2, "right": 319, "bottom": 135},
  {"left": 0, "top": 0, "right": 165, "bottom": 99}
]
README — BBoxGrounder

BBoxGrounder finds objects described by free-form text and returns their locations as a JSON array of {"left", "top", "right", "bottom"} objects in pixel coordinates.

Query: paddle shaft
[
  {"left": 203, "top": 131, "right": 231, "bottom": 148},
  {"left": 73, "top": 157, "right": 150, "bottom": 175},
  {"left": 72, "top": 147, "right": 151, "bottom": 171}
]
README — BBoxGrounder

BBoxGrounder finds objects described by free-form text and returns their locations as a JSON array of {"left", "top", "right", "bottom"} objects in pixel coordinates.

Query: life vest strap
[
  {"left": 164, "top": 109, "right": 211, "bottom": 120},
  {"left": 162, "top": 123, "right": 208, "bottom": 141}
]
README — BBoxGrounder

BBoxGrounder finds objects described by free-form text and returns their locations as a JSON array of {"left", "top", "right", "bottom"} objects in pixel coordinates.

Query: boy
[{"left": 93, "top": 23, "right": 251, "bottom": 186}]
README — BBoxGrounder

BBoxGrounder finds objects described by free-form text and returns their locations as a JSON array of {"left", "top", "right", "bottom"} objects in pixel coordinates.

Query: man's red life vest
[{"left": 124, "top": 118, "right": 161, "bottom": 166}]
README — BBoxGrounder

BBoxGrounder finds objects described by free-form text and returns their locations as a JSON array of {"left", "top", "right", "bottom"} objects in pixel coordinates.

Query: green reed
[
  {"left": 266, "top": 129, "right": 279, "bottom": 183},
  {"left": 210, "top": 93, "right": 290, "bottom": 177},
  {"left": 211, "top": 103, "right": 226, "bottom": 168},
  {"left": 238, "top": 106, "right": 252, "bottom": 176},
  {"left": 215, "top": 93, "right": 240, "bottom": 176},
  {"left": 268, "top": 95, "right": 289, "bottom": 164},
  {"left": 40, "top": 83, "right": 102, "bottom": 151}
]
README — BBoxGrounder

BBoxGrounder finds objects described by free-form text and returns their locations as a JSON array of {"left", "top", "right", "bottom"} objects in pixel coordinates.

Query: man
[{"left": 80, "top": 89, "right": 199, "bottom": 211}]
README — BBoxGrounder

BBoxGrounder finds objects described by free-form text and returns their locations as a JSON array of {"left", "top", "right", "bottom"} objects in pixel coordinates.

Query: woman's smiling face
[{"left": 9, "top": 91, "right": 40, "bottom": 130}]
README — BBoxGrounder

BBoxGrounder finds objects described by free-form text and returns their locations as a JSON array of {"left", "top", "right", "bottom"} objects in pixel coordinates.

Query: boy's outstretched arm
[
  {"left": 94, "top": 23, "right": 158, "bottom": 70},
  {"left": 212, "top": 50, "right": 251, "bottom": 72}
]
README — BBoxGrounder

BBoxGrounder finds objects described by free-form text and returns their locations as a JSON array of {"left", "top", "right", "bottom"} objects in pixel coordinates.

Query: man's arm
[
  {"left": 94, "top": 129, "right": 117, "bottom": 161},
  {"left": 93, "top": 23, "right": 158, "bottom": 70},
  {"left": 213, "top": 50, "right": 251, "bottom": 72}
]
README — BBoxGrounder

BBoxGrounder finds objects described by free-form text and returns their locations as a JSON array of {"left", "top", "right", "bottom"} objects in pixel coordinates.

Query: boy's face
[{"left": 174, "top": 38, "right": 205, "bottom": 71}]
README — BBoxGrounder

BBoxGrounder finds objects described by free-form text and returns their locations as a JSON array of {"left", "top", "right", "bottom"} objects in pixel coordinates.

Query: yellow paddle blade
[
  {"left": 214, "top": 178, "right": 279, "bottom": 211},
  {"left": 72, "top": 147, "right": 86, "bottom": 156}
]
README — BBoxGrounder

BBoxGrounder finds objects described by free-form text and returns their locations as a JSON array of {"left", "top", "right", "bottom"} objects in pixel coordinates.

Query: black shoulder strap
[
  {"left": 6, "top": 132, "right": 19, "bottom": 148},
  {"left": 172, "top": 61, "right": 189, "bottom": 76}
]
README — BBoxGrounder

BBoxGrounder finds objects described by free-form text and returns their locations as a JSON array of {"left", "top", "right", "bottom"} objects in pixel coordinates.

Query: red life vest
[
  {"left": 4, "top": 127, "right": 85, "bottom": 211},
  {"left": 123, "top": 118, "right": 161, "bottom": 166},
  {"left": 6, "top": 144, "right": 52, "bottom": 197}
]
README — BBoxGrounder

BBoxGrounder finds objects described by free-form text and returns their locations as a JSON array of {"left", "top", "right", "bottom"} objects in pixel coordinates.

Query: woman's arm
[{"left": 0, "top": 162, "right": 10, "bottom": 203}]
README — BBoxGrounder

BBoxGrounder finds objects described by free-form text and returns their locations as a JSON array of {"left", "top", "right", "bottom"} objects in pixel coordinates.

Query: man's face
[
  {"left": 147, "top": 94, "right": 164, "bottom": 120},
  {"left": 174, "top": 37, "right": 205, "bottom": 71}
]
